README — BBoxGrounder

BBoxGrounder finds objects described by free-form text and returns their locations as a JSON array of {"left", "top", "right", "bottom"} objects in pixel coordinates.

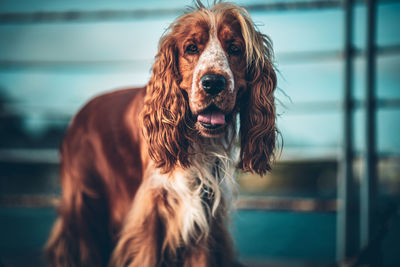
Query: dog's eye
[
  {"left": 186, "top": 44, "right": 199, "bottom": 54},
  {"left": 228, "top": 44, "right": 241, "bottom": 55}
]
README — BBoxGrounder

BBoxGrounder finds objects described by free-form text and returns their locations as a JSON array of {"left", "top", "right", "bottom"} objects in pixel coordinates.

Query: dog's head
[{"left": 142, "top": 1, "right": 277, "bottom": 175}]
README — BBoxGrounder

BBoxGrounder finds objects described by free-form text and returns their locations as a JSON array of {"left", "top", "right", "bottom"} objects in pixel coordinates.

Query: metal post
[
  {"left": 337, "top": 0, "right": 357, "bottom": 262},
  {"left": 361, "top": 0, "right": 377, "bottom": 251}
]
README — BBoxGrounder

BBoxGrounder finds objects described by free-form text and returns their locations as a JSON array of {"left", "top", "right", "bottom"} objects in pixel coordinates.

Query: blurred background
[{"left": 0, "top": 0, "right": 399, "bottom": 266}]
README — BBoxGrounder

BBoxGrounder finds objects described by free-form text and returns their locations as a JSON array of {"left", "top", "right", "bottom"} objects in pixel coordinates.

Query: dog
[{"left": 45, "top": 1, "right": 277, "bottom": 266}]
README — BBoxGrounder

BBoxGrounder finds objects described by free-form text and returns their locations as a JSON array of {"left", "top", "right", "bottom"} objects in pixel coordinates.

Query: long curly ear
[
  {"left": 237, "top": 23, "right": 277, "bottom": 176},
  {"left": 141, "top": 34, "right": 192, "bottom": 172}
]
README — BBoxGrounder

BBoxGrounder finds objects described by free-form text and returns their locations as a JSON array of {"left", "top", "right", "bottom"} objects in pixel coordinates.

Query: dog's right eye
[
  {"left": 227, "top": 43, "right": 241, "bottom": 55},
  {"left": 186, "top": 44, "right": 199, "bottom": 54}
]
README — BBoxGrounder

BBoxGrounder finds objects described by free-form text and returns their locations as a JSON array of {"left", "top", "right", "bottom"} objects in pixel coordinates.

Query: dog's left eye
[
  {"left": 186, "top": 44, "right": 199, "bottom": 54},
  {"left": 228, "top": 44, "right": 241, "bottom": 55}
]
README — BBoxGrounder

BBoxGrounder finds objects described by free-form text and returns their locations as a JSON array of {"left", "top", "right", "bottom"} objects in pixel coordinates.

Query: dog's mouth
[{"left": 195, "top": 105, "right": 230, "bottom": 136}]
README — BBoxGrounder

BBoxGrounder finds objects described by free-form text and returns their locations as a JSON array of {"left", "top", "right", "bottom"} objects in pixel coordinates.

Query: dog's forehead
[
  {"left": 182, "top": 28, "right": 209, "bottom": 45},
  {"left": 175, "top": 11, "right": 243, "bottom": 44},
  {"left": 218, "top": 25, "right": 243, "bottom": 44},
  {"left": 215, "top": 16, "right": 243, "bottom": 41},
  {"left": 175, "top": 17, "right": 209, "bottom": 38}
]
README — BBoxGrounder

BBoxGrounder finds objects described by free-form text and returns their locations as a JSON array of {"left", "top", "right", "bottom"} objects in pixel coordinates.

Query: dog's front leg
[{"left": 109, "top": 181, "right": 162, "bottom": 267}]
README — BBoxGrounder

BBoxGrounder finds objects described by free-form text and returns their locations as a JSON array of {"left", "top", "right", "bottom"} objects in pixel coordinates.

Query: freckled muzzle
[
  {"left": 190, "top": 30, "right": 237, "bottom": 136},
  {"left": 191, "top": 33, "right": 235, "bottom": 101}
]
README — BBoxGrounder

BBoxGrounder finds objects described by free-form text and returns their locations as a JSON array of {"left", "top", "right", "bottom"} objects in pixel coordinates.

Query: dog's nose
[{"left": 200, "top": 74, "right": 226, "bottom": 95}]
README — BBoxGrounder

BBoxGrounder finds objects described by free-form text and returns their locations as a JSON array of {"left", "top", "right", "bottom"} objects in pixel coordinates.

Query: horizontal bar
[
  {"left": 0, "top": 149, "right": 59, "bottom": 164},
  {"left": 244, "top": 0, "right": 341, "bottom": 13},
  {"left": 241, "top": 258, "right": 334, "bottom": 267},
  {"left": 0, "top": 0, "right": 399, "bottom": 24},
  {"left": 278, "top": 44, "right": 400, "bottom": 63},
  {"left": 279, "top": 98, "right": 400, "bottom": 112},
  {"left": 237, "top": 196, "right": 337, "bottom": 212},
  {"left": 0, "top": 148, "right": 339, "bottom": 164},
  {"left": 0, "top": 194, "right": 337, "bottom": 212},
  {"left": 1, "top": 147, "right": 399, "bottom": 165},
  {"left": 0, "top": 146, "right": 357, "bottom": 163},
  {"left": 0, "top": 45, "right": 399, "bottom": 71},
  {"left": 0, "top": 194, "right": 60, "bottom": 208},
  {"left": 0, "top": 59, "right": 153, "bottom": 72},
  {"left": 0, "top": 1, "right": 342, "bottom": 24},
  {"left": 0, "top": 99, "right": 399, "bottom": 127}
]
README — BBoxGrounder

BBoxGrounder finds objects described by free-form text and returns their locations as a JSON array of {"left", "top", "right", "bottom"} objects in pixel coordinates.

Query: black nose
[{"left": 200, "top": 74, "right": 226, "bottom": 95}]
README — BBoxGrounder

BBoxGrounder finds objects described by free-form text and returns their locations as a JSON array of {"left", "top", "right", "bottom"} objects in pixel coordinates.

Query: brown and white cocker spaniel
[{"left": 46, "top": 1, "right": 277, "bottom": 266}]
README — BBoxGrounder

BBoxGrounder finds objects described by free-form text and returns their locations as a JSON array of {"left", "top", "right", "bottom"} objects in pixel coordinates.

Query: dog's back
[{"left": 46, "top": 87, "right": 146, "bottom": 266}]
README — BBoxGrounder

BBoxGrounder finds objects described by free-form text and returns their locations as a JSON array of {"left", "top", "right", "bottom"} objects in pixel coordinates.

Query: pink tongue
[{"left": 198, "top": 111, "right": 225, "bottom": 125}]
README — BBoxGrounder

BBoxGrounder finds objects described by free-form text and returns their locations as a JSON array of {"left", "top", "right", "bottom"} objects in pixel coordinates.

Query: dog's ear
[
  {"left": 237, "top": 21, "right": 277, "bottom": 176},
  {"left": 141, "top": 34, "right": 192, "bottom": 173}
]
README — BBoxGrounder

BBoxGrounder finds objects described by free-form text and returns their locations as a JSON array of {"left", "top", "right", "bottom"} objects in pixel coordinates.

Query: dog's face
[
  {"left": 143, "top": 3, "right": 276, "bottom": 174},
  {"left": 176, "top": 13, "right": 247, "bottom": 137}
]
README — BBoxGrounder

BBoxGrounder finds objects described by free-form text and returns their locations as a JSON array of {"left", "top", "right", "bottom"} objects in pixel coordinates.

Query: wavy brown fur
[
  {"left": 236, "top": 6, "right": 277, "bottom": 175},
  {"left": 141, "top": 34, "right": 194, "bottom": 173}
]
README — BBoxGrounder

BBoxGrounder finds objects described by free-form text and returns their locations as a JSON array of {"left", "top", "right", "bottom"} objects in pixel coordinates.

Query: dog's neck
[{"left": 140, "top": 140, "right": 237, "bottom": 249}]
